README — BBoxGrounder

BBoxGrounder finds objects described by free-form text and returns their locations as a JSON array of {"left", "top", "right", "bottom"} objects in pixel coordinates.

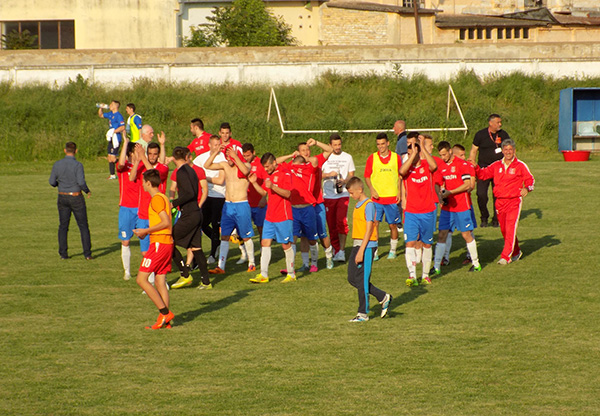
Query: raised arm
[
  {"left": 227, "top": 147, "right": 250, "bottom": 176},
  {"left": 157, "top": 131, "right": 167, "bottom": 165},
  {"left": 204, "top": 150, "right": 225, "bottom": 171}
]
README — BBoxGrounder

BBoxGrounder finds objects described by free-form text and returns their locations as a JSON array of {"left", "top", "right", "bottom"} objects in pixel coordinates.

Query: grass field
[{"left": 1, "top": 155, "right": 599, "bottom": 415}]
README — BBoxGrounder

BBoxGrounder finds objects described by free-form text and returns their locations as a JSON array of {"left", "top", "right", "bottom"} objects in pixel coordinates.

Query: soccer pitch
[{"left": 1, "top": 156, "right": 599, "bottom": 415}]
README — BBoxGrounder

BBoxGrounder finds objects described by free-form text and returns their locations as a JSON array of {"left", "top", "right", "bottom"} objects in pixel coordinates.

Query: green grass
[{"left": 1, "top": 156, "right": 599, "bottom": 415}]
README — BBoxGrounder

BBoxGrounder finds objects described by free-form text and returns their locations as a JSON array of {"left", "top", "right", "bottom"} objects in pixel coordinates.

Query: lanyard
[{"left": 488, "top": 129, "right": 501, "bottom": 146}]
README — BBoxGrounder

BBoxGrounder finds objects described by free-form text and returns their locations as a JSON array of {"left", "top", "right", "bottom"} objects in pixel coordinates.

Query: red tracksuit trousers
[{"left": 495, "top": 197, "right": 522, "bottom": 261}]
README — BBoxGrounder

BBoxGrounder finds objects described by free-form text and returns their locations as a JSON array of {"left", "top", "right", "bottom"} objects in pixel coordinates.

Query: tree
[
  {"left": 184, "top": 0, "right": 296, "bottom": 48},
  {"left": 1, "top": 30, "right": 38, "bottom": 50}
]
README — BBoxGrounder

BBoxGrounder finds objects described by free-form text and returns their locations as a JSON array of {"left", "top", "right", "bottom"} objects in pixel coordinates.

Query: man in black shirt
[
  {"left": 468, "top": 114, "right": 510, "bottom": 227},
  {"left": 49, "top": 142, "right": 92, "bottom": 259}
]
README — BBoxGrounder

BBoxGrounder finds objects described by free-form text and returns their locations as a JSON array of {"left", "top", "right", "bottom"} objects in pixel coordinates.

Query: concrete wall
[{"left": 0, "top": 43, "right": 599, "bottom": 86}]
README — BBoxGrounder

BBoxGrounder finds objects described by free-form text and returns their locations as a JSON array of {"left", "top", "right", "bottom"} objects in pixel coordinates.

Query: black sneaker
[
  {"left": 491, "top": 219, "right": 500, "bottom": 228},
  {"left": 480, "top": 219, "right": 489, "bottom": 228}
]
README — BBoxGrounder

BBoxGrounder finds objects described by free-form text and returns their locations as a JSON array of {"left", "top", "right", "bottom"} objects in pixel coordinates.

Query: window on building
[
  {"left": 459, "top": 29, "right": 466, "bottom": 40},
  {"left": 523, "top": 28, "right": 529, "bottom": 39},
  {"left": 514, "top": 28, "right": 521, "bottom": 39},
  {"left": 486, "top": 28, "right": 493, "bottom": 39},
  {"left": 506, "top": 27, "right": 512, "bottom": 39},
  {"left": 525, "top": 0, "right": 545, "bottom": 8},
  {"left": 468, "top": 28, "right": 475, "bottom": 40},
  {"left": 497, "top": 28, "right": 504, "bottom": 39},
  {"left": 476, "top": 28, "right": 484, "bottom": 39},
  {"left": 1, "top": 20, "right": 75, "bottom": 49},
  {"left": 403, "top": 0, "right": 414, "bottom": 7}
]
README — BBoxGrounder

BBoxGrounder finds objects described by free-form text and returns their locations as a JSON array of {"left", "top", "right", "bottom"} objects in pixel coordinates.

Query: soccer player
[
  {"left": 204, "top": 145, "right": 256, "bottom": 274},
  {"left": 125, "top": 103, "right": 142, "bottom": 143},
  {"left": 475, "top": 139, "right": 535, "bottom": 264},
  {"left": 187, "top": 118, "right": 212, "bottom": 157},
  {"left": 400, "top": 135, "right": 438, "bottom": 286},
  {"left": 133, "top": 169, "right": 174, "bottom": 330},
  {"left": 242, "top": 143, "right": 267, "bottom": 239},
  {"left": 97, "top": 100, "right": 125, "bottom": 179},
  {"left": 116, "top": 138, "right": 140, "bottom": 280},
  {"left": 346, "top": 177, "right": 392, "bottom": 322},
  {"left": 364, "top": 133, "right": 402, "bottom": 260},
  {"left": 218, "top": 122, "right": 243, "bottom": 152},
  {"left": 248, "top": 153, "right": 296, "bottom": 284},
  {"left": 321, "top": 134, "right": 355, "bottom": 262},
  {"left": 431, "top": 141, "right": 482, "bottom": 275}
]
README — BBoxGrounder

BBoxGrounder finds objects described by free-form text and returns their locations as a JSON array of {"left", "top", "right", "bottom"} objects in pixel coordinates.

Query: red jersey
[
  {"left": 440, "top": 157, "right": 475, "bottom": 212},
  {"left": 364, "top": 151, "right": 403, "bottom": 205},
  {"left": 403, "top": 159, "right": 436, "bottom": 214},
  {"left": 284, "top": 162, "right": 317, "bottom": 206},
  {"left": 117, "top": 161, "right": 139, "bottom": 208},
  {"left": 311, "top": 153, "right": 328, "bottom": 204},
  {"left": 187, "top": 132, "right": 211, "bottom": 157},
  {"left": 265, "top": 166, "right": 292, "bottom": 222},
  {"left": 431, "top": 156, "right": 445, "bottom": 204},
  {"left": 248, "top": 157, "right": 267, "bottom": 208},
  {"left": 136, "top": 162, "right": 169, "bottom": 220},
  {"left": 476, "top": 157, "right": 535, "bottom": 199}
]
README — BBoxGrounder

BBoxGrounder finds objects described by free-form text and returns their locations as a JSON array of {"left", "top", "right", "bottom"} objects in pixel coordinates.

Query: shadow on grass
[
  {"left": 83, "top": 241, "right": 121, "bottom": 259},
  {"left": 176, "top": 289, "right": 255, "bottom": 326},
  {"left": 521, "top": 208, "right": 543, "bottom": 220},
  {"left": 387, "top": 286, "right": 429, "bottom": 318},
  {"left": 521, "top": 234, "right": 561, "bottom": 258}
]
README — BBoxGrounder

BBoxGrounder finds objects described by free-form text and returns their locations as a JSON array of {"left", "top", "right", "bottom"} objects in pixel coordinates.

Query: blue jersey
[{"left": 104, "top": 111, "right": 125, "bottom": 143}]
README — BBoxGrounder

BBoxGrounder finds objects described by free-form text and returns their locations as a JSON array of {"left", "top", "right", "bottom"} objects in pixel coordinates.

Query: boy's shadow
[
  {"left": 175, "top": 289, "right": 254, "bottom": 326},
  {"left": 387, "top": 286, "right": 429, "bottom": 318}
]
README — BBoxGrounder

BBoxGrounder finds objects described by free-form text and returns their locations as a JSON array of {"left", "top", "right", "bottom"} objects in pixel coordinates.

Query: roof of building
[
  {"left": 326, "top": 1, "right": 436, "bottom": 15},
  {"left": 436, "top": 14, "right": 549, "bottom": 28}
]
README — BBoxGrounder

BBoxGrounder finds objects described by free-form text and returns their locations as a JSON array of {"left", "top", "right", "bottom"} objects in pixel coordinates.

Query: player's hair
[
  {"left": 329, "top": 133, "right": 342, "bottom": 143},
  {"left": 242, "top": 143, "right": 255, "bottom": 153},
  {"left": 143, "top": 169, "right": 161, "bottom": 188},
  {"left": 112, "top": 100, "right": 120, "bottom": 108},
  {"left": 346, "top": 176, "right": 363, "bottom": 190},
  {"left": 438, "top": 141, "right": 451, "bottom": 152},
  {"left": 148, "top": 142, "right": 160, "bottom": 152},
  {"left": 501, "top": 138, "right": 515, "bottom": 149},
  {"left": 172, "top": 146, "right": 189, "bottom": 161},
  {"left": 411, "top": 142, "right": 421, "bottom": 153},
  {"left": 407, "top": 131, "right": 420, "bottom": 140},
  {"left": 126, "top": 103, "right": 136, "bottom": 112},
  {"left": 219, "top": 122, "right": 231, "bottom": 131},
  {"left": 488, "top": 113, "right": 501, "bottom": 122},
  {"left": 260, "top": 152, "right": 276, "bottom": 165},
  {"left": 376, "top": 133, "right": 388, "bottom": 141},
  {"left": 209, "top": 134, "right": 220, "bottom": 142},
  {"left": 65, "top": 142, "right": 77, "bottom": 153},
  {"left": 141, "top": 125, "right": 153, "bottom": 135},
  {"left": 292, "top": 155, "right": 306, "bottom": 164},
  {"left": 126, "top": 141, "right": 136, "bottom": 156},
  {"left": 190, "top": 118, "right": 204, "bottom": 130},
  {"left": 422, "top": 134, "right": 433, "bottom": 141},
  {"left": 297, "top": 142, "right": 308, "bottom": 150},
  {"left": 452, "top": 143, "right": 466, "bottom": 151}
]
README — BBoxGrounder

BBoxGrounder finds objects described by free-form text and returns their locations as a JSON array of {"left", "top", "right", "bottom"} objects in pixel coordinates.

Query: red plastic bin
[{"left": 562, "top": 150, "right": 591, "bottom": 162}]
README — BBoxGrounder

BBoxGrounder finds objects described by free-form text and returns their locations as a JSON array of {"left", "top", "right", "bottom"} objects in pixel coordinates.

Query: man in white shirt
[
  {"left": 321, "top": 134, "right": 355, "bottom": 262},
  {"left": 193, "top": 135, "right": 226, "bottom": 263}
]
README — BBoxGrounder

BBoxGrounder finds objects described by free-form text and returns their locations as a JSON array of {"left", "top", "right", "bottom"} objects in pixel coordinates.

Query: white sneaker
[
  {"left": 236, "top": 256, "right": 248, "bottom": 265},
  {"left": 123, "top": 272, "right": 131, "bottom": 281},
  {"left": 207, "top": 256, "right": 216, "bottom": 264},
  {"left": 333, "top": 250, "right": 346, "bottom": 262}
]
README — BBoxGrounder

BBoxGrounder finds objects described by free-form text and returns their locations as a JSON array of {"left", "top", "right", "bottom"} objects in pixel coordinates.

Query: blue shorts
[
  {"left": 262, "top": 220, "right": 293, "bottom": 244},
  {"left": 137, "top": 218, "right": 150, "bottom": 252},
  {"left": 251, "top": 206, "right": 267, "bottom": 228},
  {"left": 374, "top": 202, "right": 401, "bottom": 225},
  {"left": 292, "top": 206, "right": 318, "bottom": 241},
  {"left": 439, "top": 210, "right": 475, "bottom": 233},
  {"left": 470, "top": 206, "right": 478, "bottom": 229},
  {"left": 118, "top": 206, "right": 138, "bottom": 241},
  {"left": 314, "top": 203, "right": 328, "bottom": 239},
  {"left": 404, "top": 210, "right": 436, "bottom": 244},
  {"left": 221, "top": 201, "right": 254, "bottom": 239}
]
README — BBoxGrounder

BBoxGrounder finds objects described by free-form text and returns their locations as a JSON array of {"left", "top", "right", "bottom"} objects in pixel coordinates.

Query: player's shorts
[
  {"left": 469, "top": 205, "right": 478, "bottom": 229},
  {"left": 139, "top": 242, "right": 173, "bottom": 275},
  {"left": 374, "top": 202, "right": 401, "bottom": 225},
  {"left": 439, "top": 210, "right": 475, "bottom": 233},
  {"left": 314, "top": 203, "right": 328, "bottom": 239},
  {"left": 136, "top": 218, "right": 150, "bottom": 252},
  {"left": 107, "top": 141, "right": 120, "bottom": 156},
  {"left": 404, "top": 210, "right": 436, "bottom": 244},
  {"left": 262, "top": 220, "right": 293, "bottom": 244},
  {"left": 221, "top": 201, "right": 254, "bottom": 239},
  {"left": 292, "top": 206, "right": 318, "bottom": 241},
  {"left": 118, "top": 206, "right": 138, "bottom": 241},
  {"left": 251, "top": 206, "right": 267, "bottom": 228}
]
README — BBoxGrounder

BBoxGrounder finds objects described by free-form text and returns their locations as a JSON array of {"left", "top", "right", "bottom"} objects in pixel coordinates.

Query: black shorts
[
  {"left": 173, "top": 209, "right": 203, "bottom": 249},
  {"left": 107, "top": 141, "right": 120, "bottom": 156}
]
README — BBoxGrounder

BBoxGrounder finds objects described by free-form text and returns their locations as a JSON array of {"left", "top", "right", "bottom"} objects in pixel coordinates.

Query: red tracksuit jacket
[{"left": 475, "top": 157, "right": 535, "bottom": 198}]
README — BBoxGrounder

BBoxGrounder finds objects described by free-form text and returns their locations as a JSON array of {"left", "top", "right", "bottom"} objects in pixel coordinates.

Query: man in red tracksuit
[{"left": 475, "top": 139, "right": 535, "bottom": 265}]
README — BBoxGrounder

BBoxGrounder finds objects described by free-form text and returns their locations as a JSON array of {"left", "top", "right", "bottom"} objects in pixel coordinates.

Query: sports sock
[
  {"left": 301, "top": 251, "right": 310, "bottom": 267},
  {"left": 434, "top": 242, "right": 446, "bottom": 269},
  {"left": 390, "top": 238, "right": 398, "bottom": 253},
  {"left": 405, "top": 247, "right": 417, "bottom": 278},
  {"left": 159, "top": 307, "right": 170, "bottom": 315},
  {"left": 192, "top": 249, "right": 210, "bottom": 285},
  {"left": 325, "top": 245, "right": 333, "bottom": 259},
  {"left": 466, "top": 240, "right": 480, "bottom": 268},
  {"left": 121, "top": 245, "right": 131, "bottom": 275},
  {"left": 444, "top": 233, "right": 453, "bottom": 260},
  {"left": 422, "top": 247, "right": 432, "bottom": 278},
  {"left": 172, "top": 249, "right": 189, "bottom": 277},
  {"left": 109, "top": 162, "right": 115, "bottom": 176},
  {"left": 243, "top": 239, "right": 255, "bottom": 265},
  {"left": 148, "top": 273, "right": 155, "bottom": 285},
  {"left": 239, "top": 242, "right": 247, "bottom": 260},
  {"left": 260, "top": 246, "right": 271, "bottom": 277},
  {"left": 284, "top": 246, "right": 295, "bottom": 277},
  {"left": 415, "top": 247, "right": 423, "bottom": 264},
  {"left": 218, "top": 240, "right": 229, "bottom": 270},
  {"left": 310, "top": 244, "right": 319, "bottom": 266}
]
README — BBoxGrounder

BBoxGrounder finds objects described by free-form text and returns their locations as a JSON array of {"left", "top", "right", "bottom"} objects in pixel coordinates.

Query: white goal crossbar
[{"left": 267, "top": 84, "right": 468, "bottom": 135}]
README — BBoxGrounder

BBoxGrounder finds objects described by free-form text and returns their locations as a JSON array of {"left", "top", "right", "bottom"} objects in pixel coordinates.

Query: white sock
[
  {"left": 284, "top": 247, "right": 295, "bottom": 277},
  {"left": 148, "top": 272, "right": 155, "bottom": 285},
  {"left": 243, "top": 239, "right": 255, "bottom": 265},
  {"left": 415, "top": 247, "right": 423, "bottom": 264},
  {"left": 405, "top": 247, "right": 417, "bottom": 278},
  {"left": 260, "top": 246, "right": 271, "bottom": 277},
  {"left": 390, "top": 238, "right": 398, "bottom": 253},
  {"left": 444, "top": 233, "right": 452, "bottom": 260},
  {"left": 466, "top": 240, "right": 480, "bottom": 268},
  {"left": 325, "top": 245, "right": 333, "bottom": 259},
  {"left": 121, "top": 245, "right": 131, "bottom": 275},
  {"left": 434, "top": 242, "right": 446, "bottom": 269},
  {"left": 301, "top": 251, "right": 309, "bottom": 267},
  {"left": 310, "top": 244, "right": 319, "bottom": 266},
  {"left": 239, "top": 243, "right": 247, "bottom": 260},
  {"left": 422, "top": 247, "right": 432, "bottom": 278},
  {"left": 218, "top": 240, "right": 229, "bottom": 270}
]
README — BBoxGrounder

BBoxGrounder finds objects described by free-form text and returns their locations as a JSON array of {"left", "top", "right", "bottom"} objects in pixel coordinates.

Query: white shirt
[
  {"left": 322, "top": 151, "right": 355, "bottom": 199},
  {"left": 193, "top": 152, "right": 226, "bottom": 198}
]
